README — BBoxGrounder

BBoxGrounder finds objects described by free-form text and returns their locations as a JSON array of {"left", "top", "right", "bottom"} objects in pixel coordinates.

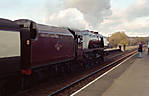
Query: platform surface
[{"left": 73, "top": 49, "right": 149, "bottom": 96}]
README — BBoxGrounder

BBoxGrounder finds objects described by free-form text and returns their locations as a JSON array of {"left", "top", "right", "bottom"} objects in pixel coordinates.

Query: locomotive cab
[{"left": 73, "top": 30, "right": 105, "bottom": 63}]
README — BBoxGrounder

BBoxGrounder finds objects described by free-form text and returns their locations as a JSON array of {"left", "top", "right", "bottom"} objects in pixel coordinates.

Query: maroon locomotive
[
  {"left": 0, "top": 18, "right": 107, "bottom": 95},
  {"left": 14, "top": 19, "right": 77, "bottom": 75}
]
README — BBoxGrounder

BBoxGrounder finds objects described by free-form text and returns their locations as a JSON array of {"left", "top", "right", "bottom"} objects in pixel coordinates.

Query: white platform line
[{"left": 70, "top": 53, "right": 137, "bottom": 96}]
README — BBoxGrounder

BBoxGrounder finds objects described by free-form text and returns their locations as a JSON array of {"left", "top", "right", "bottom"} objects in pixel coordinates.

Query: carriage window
[{"left": 0, "top": 30, "right": 20, "bottom": 58}]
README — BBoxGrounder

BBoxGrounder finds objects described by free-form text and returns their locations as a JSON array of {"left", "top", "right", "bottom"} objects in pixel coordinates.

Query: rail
[{"left": 48, "top": 50, "right": 137, "bottom": 96}]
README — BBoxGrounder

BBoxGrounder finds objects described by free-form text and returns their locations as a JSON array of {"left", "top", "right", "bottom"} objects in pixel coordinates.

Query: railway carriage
[
  {"left": 0, "top": 18, "right": 21, "bottom": 79},
  {"left": 0, "top": 18, "right": 21, "bottom": 96}
]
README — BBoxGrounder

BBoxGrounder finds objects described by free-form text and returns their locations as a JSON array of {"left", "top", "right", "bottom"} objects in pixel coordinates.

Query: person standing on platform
[
  {"left": 138, "top": 42, "right": 143, "bottom": 58},
  {"left": 147, "top": 42, "right": 149, "bottom": 55},
  {"left": 119, "top": 45, "right": 122, "bottom": 51}
]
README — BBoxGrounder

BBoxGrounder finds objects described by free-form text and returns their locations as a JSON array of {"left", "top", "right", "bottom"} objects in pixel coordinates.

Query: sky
[
  {"left": 111, "top": 0, "right": 136, "bottom": 9},
  {"left": 0, "top": 0, "right": 149, "bottom": 37}
]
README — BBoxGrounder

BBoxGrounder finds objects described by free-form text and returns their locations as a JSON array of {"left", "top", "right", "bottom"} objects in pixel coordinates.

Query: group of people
[{"left": 138, "top": 42, "right": 149, "bottom": 58}]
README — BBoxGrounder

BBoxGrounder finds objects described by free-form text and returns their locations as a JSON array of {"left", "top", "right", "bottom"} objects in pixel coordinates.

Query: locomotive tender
[{"left": 0, "top": 18, "right": 108, "bottom": 93}]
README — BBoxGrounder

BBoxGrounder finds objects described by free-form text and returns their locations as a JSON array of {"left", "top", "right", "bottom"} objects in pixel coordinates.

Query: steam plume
[{"left": 46, "top": 0, "right": 111, "bottom": 29}]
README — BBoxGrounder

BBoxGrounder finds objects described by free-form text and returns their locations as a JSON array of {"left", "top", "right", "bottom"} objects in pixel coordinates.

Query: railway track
[
  {"left": 14, "top": 49, "right": 137, "bottom": 96},
  {"left": 49, "top": 49, "right": 137, "bottom": 96}
]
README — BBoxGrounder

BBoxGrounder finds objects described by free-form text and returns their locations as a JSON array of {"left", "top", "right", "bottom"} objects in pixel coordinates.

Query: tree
[
  {"left": 109, "top": 32, "right": 128, "bottom": 47},
  {"left": 136, "top": 37, "right": 146, "bottom": 44}
]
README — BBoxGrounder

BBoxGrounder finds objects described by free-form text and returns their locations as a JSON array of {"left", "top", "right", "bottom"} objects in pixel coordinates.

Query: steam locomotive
[{"left": 0, "top": 18, "right": 108, "bottom": 94}]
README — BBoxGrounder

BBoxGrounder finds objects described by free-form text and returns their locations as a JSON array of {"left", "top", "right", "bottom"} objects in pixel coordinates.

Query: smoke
[
  {"left": 46, "top": 0, "right": 112, "bottom": 30},
  {"left": 46, "top": 8, "right": 88, "bottom": 29},
  {"left": 64, "top": 0, "right": 112, "bottom": 26}
]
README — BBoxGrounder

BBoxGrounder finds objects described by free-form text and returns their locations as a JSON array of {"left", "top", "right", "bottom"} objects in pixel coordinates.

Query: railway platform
[{"left": 71, "top": 49, "right": 149, "bottom": 96}]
